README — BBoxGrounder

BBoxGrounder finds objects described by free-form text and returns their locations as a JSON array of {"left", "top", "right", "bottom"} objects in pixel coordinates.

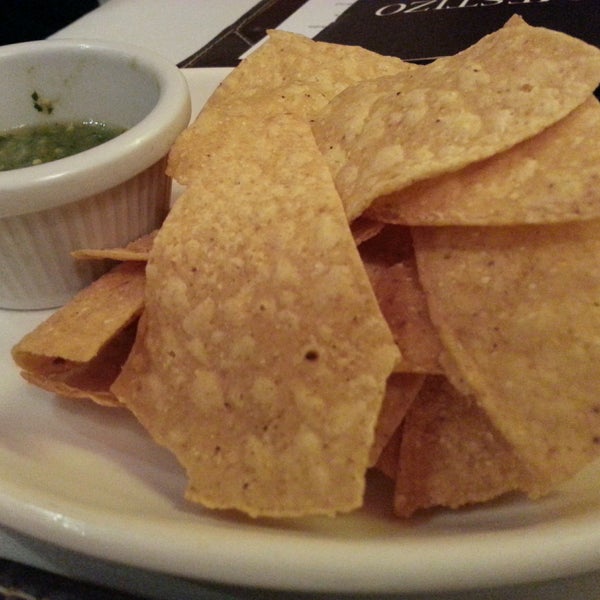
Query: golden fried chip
[
  {"left": 13, "top": 261, "right": 145, "bottom": 365},
  {"left": 364, "top": 259, "right": 443, "bottom": 374},
  {"left": 168, "top": 30, "right": 414, "bottom": 185},
  {"left": 113, "top": 114, "right": 399, "bottom": 518},
  {"left": 312, "top": 73, "right": 414, "bottom": 199},
  {"left": 374, "top": 424, "right": 402, "bottom": 481},
  {"left": 360, "top": 226, "right": 443, "bottom": 373},
  {"left": 313, "top": 16, "right": 600, "bottom": 219},
  {"left": 412, "top": 220, "right": 600, "bottom": 492},
  {"left": 71, "top": 231, "right": 156, "bottom": 261},
  {"left": 19, "top": 322, "right": 137, "bottom": 407},
  {"left": 12, "top": 261, "right": 145, "bottom": 406},
  {"left": 394, "top": 376, "right": 530, "bottom": 517},
  {"left": 369, "top": 97, "right": 600, "bottom": 225},
  {"left": 369, "top": 372, "right": 424, "bottom": 467}
]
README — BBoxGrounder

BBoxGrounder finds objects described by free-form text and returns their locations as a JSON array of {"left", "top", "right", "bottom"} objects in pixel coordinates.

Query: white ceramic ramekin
[{"left": 0, "top": 39, "right": 191, "bottom": 309}]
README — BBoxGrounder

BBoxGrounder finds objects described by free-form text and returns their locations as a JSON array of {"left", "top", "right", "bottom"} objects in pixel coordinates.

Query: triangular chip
[
  {"left": 369, "top": 97, "right": 600, "bottom": 225},
  {"left": 13, "top": 261, "right": 145, "bottom": 365},
  {"left": 168, "top": 30, "right": 414, "bottom": 185},
  {"left": 12, "top": 261, "right": 145, "bottom": 406},
  {"left": 394, "top": 376, "right": 530, "bottom": 517},
  {"left": 369, "top": 372, "right": 424, "bottom": 467},
  {"left": 412, "top": 220, "right": 600, "bottom": 491},
  {"left": 374, "top": 424, "right": 402, "bottom": 481},
  {"left": 71, "top": 231, "right": 156, "bottom": 262},
  {"left": 113, "top": 114, "right": 399, "bottom": 518},
  {"left": 313, "top": 16, "right": 600, "bottom": 219},
  {"left": 359, "top": 225, "right": 443, "bottom": 373},
  {"left": 18, "top": 321, "right": 137, "bottom": 407}
]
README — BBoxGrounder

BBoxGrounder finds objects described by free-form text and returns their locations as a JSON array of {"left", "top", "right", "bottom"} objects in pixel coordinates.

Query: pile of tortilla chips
[{"left": 12, "top": 17, "right": 600, "bottom": 518}]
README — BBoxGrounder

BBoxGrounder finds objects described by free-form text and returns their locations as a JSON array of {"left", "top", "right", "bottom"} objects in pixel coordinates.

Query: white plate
[{"left": 1, "top": 69, "right": 599, "bottom": 595}]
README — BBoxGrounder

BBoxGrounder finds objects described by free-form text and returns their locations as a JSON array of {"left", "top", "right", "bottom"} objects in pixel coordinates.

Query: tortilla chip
[
  {"left": 13, "top": 261, "right": 145, "bottom": 365},
  {"left": 374, "top": 425, "right": 403, "bottom": 481},
  {"left": 360, "top": 226, "right": 443, "bottom": 373},
  {"left": 394, "top": 376, "right": 530, "bottom": 517},
  {"left": 369, "top": 97, "right": 600, "bottom": 225},
  {"left": 19, "top": 321, "right": 137, "bottom": 407},
  {"left": 365, "top": 259, "right": 443, "bottom": 374},
  {"left": 412, "top": 220, "right": 600, "bottom": 492},
  {"left": 71, "top": 231, "right": 156, "bottom": 261},
  {"left": 312, "top": 16, "right": 600, "bottom": 220},
  {"left": 369, "top": 372, "right": 424, "bottom": 467},
  {"left": 312, "top": 73, "right": 414, "bottom": 205},
  {"left": 112, "top": 114, "right": 399, "bottom": 518},
  {"left": 168, "top": 30, "right": 414, "bottom": 185},
  {"left": 12, "top": 261, "right": 146, "bottom": 406}
]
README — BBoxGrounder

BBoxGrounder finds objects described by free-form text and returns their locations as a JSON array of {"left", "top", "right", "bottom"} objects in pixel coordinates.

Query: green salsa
[{"left": 0, "top": 120, "right": 126, "bottom": 171}]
